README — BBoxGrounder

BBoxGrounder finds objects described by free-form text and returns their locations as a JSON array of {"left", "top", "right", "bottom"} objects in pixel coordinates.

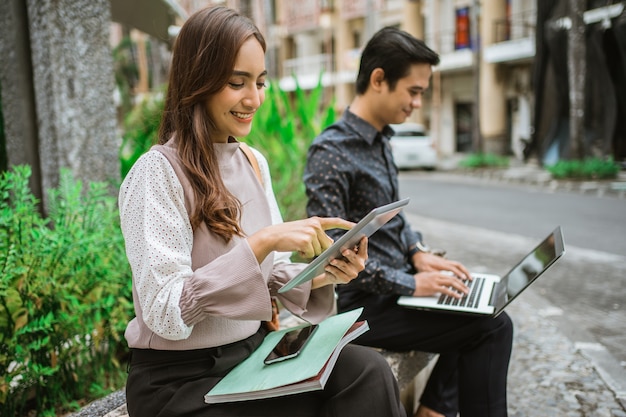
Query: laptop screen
[{"left": 493, "top": 226, "right": 565, "bottom": 312}]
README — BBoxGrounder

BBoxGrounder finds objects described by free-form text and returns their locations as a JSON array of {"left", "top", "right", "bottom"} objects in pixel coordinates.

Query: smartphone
[{"left": 263, "top": 324, "right": 319, "bottom": 365}]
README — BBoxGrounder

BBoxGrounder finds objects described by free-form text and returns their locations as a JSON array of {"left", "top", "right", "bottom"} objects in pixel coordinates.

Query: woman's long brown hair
[{"left": 158, "top": 6, "right": 266, "bottom": 241}]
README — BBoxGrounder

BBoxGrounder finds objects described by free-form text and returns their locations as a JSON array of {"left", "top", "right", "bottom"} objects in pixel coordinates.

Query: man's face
[{"left": 379, "top": 63, "right": 432, "bottom": 126}]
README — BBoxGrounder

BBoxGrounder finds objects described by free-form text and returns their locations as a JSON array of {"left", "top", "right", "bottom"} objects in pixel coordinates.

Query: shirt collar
[{"left": 343, "top": 108, "right": 395, "bottom": 144}]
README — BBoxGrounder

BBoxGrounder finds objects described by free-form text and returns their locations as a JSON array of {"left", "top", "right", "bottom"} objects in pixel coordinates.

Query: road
[
  {"left": 397, "top": 171, "right": 626, "bottom": 370},
  {"left": 398, "top": 171, "right": 626, "bottom": 256}
]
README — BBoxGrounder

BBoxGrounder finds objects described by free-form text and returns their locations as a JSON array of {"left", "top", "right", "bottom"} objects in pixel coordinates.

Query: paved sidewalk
[
  {"left": 507, "top": 289, "right": 626, "bottom": 416},
  {"left": 405, "top": 211, "right": 626, "bottom": 417}
]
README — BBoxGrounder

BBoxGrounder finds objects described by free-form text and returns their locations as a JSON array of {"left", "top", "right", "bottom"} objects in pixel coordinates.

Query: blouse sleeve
[
  {"left": 119, "top": 152, "right": 269, "bottom": 340},
  {"left": 119, "top": 152, "right": 194, "bottom": 339}
]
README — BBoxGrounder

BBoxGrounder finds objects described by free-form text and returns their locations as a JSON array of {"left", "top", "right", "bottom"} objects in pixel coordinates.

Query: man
[{"left": 304, "top": 27, "right": 514, "bottom": 417}]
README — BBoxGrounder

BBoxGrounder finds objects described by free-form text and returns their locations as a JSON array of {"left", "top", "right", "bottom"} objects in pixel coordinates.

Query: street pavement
[
  {"left": 407, "top": 212, "right": 626, "bottom": 416},
  {"left": 403, "top": 160, "right": 626, "bottom": 416}
]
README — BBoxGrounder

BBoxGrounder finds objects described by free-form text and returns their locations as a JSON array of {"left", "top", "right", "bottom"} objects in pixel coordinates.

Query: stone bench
[
  {"left": 378, "top": 349, "right": 438, "bottom": 415},
  {"left": 68, "top": 389, "right": 127, "bottom": 417}
]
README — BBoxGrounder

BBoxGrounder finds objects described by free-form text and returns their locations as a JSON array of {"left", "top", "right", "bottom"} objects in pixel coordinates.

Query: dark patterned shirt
[{"left": 304, "top": 109, "right": 422, "bottom": 296}]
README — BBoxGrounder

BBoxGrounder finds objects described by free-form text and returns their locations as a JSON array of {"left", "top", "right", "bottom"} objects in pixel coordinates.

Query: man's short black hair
[{"left": 355, "top": 27, "right": 440, "bottom": 94}]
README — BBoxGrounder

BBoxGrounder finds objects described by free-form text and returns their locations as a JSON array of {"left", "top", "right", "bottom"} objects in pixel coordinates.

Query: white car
[{"left": 389, "top": 123, "right": 437, "bottom": 170}]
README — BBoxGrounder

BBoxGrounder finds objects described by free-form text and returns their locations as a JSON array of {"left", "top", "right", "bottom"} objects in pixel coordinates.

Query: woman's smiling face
[{"left": 206, "top": 37, "right": 267, "bottom": 143}]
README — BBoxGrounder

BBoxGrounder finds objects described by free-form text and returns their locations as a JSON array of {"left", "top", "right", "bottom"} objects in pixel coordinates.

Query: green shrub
[
  {"left": 0, "top": 165, "right": 133, "bottom": 416},
  {"left": 459, "top": 153, "right": 510, "bottom": 169},
  {"left": 119, "top": 91, "right": 164, "bottom": 178},
  {"left": 546, "top": 157, "right": 620, "bottom": 180}
]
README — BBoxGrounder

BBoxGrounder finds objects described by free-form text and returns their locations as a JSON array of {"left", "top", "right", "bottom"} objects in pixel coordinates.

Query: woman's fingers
[
  {"left": 314, "top": 217, "right": 354, "bottom": 252},
  {"left": 324, "top": 237, "right": 369, "bottom": 284},
  {"left": 295, "top": 217, "right": 355, "bottom": 257},
  {"left": 250, "top": 216, "right": 358, "bottom": 261},
  {"left": 317, "top": 216, "right": 355, "bottom": 232}
]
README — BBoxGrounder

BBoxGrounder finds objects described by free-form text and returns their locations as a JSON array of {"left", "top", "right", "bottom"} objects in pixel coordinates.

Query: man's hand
[
  {"left": 412, "top": 270, "right": 469, "bottom": 298},
  {"left": 411, "top": 251, "right": 471, "bottom": 280},
  {"left": 411, "top": 252, "right": 472, "bottom": 298}
]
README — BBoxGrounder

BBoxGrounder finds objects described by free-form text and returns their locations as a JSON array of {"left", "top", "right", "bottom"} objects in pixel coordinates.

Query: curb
[
  {"left": 434, "top": 167, "right": 626, "bottom": 198},
  {"left": 577, "top": 342, "right": 626, "bottom": 409}
]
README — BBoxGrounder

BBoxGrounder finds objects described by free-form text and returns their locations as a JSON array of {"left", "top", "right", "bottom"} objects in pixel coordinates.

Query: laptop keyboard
[{"left": 437, "top": 276, "right": 486, "bottom": 308}]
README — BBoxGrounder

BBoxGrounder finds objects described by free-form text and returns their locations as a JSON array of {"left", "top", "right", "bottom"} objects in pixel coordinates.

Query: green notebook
[{"left": 204, "top": 308, "right": 367, "bottom": 404}]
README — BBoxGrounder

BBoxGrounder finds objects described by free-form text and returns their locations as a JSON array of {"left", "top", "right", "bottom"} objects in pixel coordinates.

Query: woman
[{"left": 118, "top": 6, "right": 406, "bottom": 417}]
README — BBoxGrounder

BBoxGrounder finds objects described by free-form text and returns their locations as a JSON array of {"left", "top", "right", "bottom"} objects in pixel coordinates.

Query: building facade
[
  {"left": 157, "top": 0, "right": 626, "bottom": 163},
  {"left": 223, "top": 0, "right": 539, "bottom": 161},
  {"left": 425, "top": 0, "right": 536, "bottom": 159}
]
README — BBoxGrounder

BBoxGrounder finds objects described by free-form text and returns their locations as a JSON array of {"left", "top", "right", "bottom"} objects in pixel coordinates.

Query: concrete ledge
[
  {"left": 102, "top": 404, "right": 128, "bottom": 417},
  {"left": 67, "top": 389, "right": 126, "bottom": 417},
  {"left": 378, "top": 349, "right": 438, "bottom": 415},
  {"left": 378, "top": 349, "right": 436, "bottom": 390}
]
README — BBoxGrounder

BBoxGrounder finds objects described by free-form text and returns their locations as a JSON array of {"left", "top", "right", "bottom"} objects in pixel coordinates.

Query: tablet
[{"left": 278, "top": 198, "right": 410, "bottom": 293}]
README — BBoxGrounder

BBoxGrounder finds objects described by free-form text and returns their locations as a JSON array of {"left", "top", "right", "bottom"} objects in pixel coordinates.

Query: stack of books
[{"left": 204, "top": 308, "right": 368, "bottom": 404}]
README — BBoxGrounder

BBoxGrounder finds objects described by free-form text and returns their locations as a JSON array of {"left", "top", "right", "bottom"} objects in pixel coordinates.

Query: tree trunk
[
  {"left": 567, "top": 0, "right": 586, "bottom": 159},
  {"left": 471, "top": 0, "right": 483, "bottom": 153}
]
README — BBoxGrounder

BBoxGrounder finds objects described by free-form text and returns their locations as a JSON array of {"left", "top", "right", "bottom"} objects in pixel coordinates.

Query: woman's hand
[
  {"left": 311, "top": 237, "right": 368, "bottom": 289},
  {"left": 247, "top": 217, "right": 355, "bottom": 263}
]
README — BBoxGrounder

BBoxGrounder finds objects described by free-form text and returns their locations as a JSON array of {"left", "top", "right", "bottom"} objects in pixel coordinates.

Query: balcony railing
[
  {"left": 427, "top": 9, "right": 537, "bottom": 56},
  {"left": 493, "top": 9, "right": 536, "bottom": 43},
  {"left": 426, "top": 31, "right": 461, "bottom": 56}
]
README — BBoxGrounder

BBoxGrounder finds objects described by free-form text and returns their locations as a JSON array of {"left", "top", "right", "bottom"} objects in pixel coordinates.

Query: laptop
[
  {"left": 279, "top": 198, "right": 410, "bottom": 293},
  {"left": 397, "top": 226, "right": 565, "bottom": 317}
]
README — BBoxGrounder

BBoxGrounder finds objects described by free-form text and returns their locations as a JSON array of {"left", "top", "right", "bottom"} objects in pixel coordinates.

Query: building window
[
  {"left": 321, "top": 0, "right": 334, "bottom": 12},
  {"left": 352, "top": 30, "right": 362, "bottom": 49},
  {"left": 505, "top": 0, "right": 512, "bottom": 40},
  {"left": 455, "top": 6, "right": 471, "bottom": 50}
]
